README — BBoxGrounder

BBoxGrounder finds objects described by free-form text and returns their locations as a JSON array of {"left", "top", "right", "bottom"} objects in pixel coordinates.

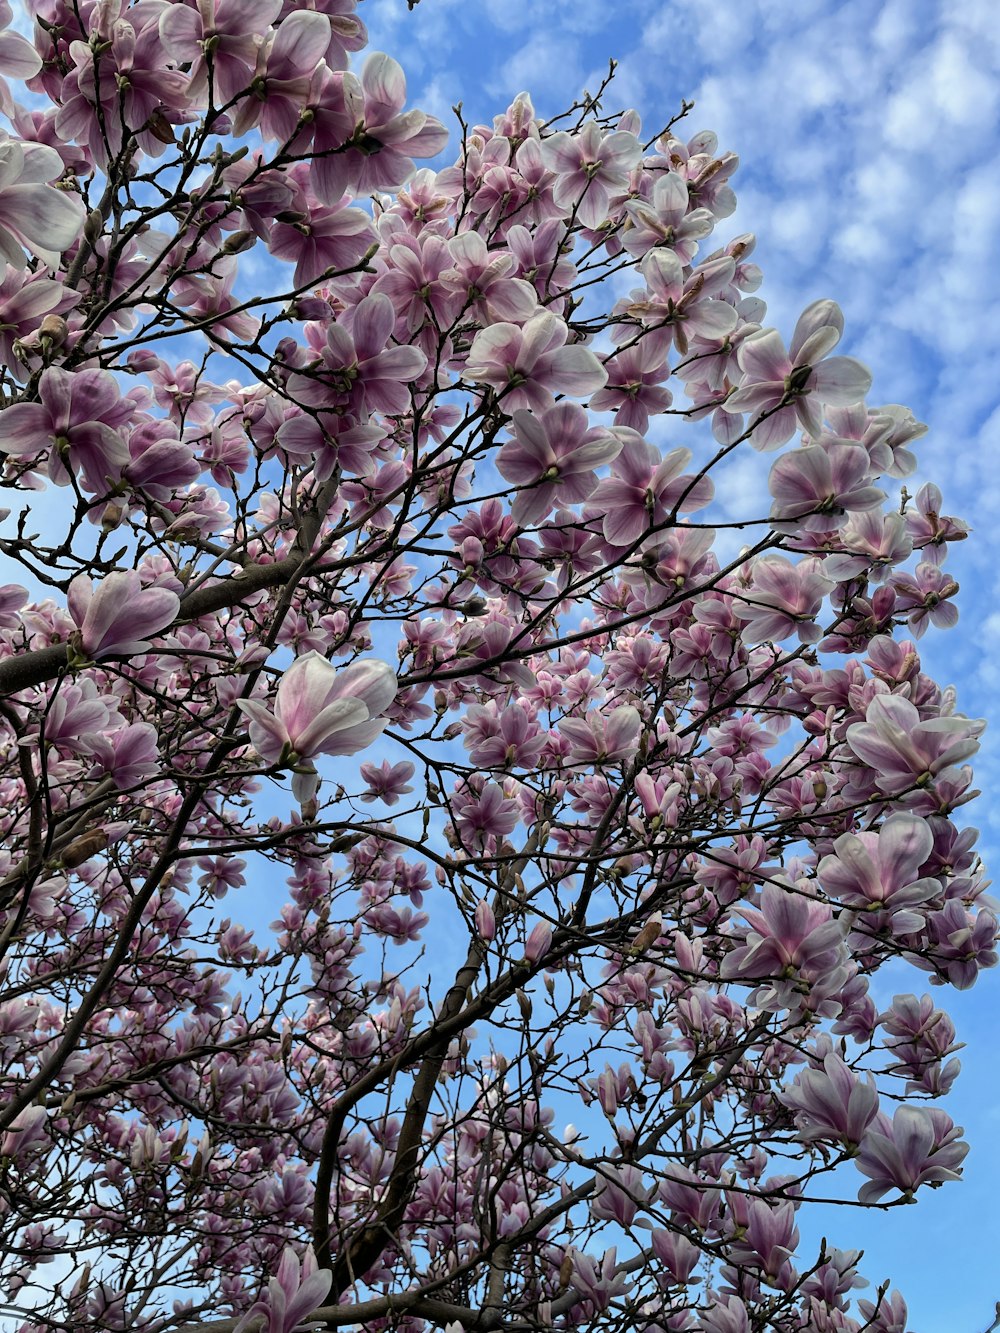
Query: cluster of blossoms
[{"left": 0, "top": 4, "right": 990, "bottom": 1333}]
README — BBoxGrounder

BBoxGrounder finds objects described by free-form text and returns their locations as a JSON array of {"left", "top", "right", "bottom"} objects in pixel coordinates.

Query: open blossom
[
  {"left": 464, "top": 309, "right": 607, "bottom": 412},
  {"left": 450, "top": 779, "right": 520, "bottom": 849},
  {"left": 285, "top": 292, "right": 427, "bottom": 417},
  {"left": 779, "top": 1051, "right": 880, "bottom": 1148},
  {"left": 67, "top": 571, "right": 180, "bottom": 659},
  {"left": 817, "top": 814, "right": 941, "bottom": 936},
  {"left": 855, "top": 1105, "right": 968, "bottom": 1203},
  {"left": 768, "top": 442, "right": 884, "bottom": 532},
  {"left": 269, "top": 194, "right": 376, "bottom": 288},
  {"left": 845, "top": 694, "right": 984, "bottom": 796},
  {"left": 0, "top": 135, "right": 85, "bottom": 270},
  {"left": 589, "top": 433, "right": 714, "bottom": 547},
  {"left": 358, "top": 759, "right": 415, "bottom": 805},
  {"left": 538, "top": 121, "right": 642, "bottom": 229},
  {"left": 620, "top": 169, "right": 716, "bottom": 261},
  {"left": 588, "top": 340, "right": 673, "bottom": 433},
  {"left": 309, "top": 53, "right": 449, "bottom": 203},
  {"left": 496, "top": 403, "right": 622, "bottom": 526},
  {"left": 231, "top": 10, "right": 334, "bottom": 139},
  {"left": 159, "top": 0, "right": 282, "bottom": 104},
  {"left": 558, "top": 706, "right": 641, "bottom": 766},
  {"left": 443, "top": 230, "right": 538, "bottom": 325},
  {"left": 0, "top": 367, "right": 133, "bottom": 492},
  {"left": 733, "top": 555, "right": 835, "bottom": 644},
  {"left": 726, "top": 299, "right": 873, "bottom": 449},
  {"left": 233, "top": 1245, "right": 332, "bottom": 1333},
  {"left": 630, "top": 249, "right": 739, "bottom": 355},
  {"left": 721, "top": 882, "right": 847, "bottom": 997},
  {"left": 889, "top": 561, "right": 960, "bottom": 638},
  {"left": 238, "top": 653, "right": 397, "bottom": 773}
]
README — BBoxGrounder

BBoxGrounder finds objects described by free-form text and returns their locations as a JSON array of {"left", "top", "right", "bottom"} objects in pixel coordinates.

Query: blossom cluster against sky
[{"left": 353, "top": 1, "right": 1000, "bottom": 1328}]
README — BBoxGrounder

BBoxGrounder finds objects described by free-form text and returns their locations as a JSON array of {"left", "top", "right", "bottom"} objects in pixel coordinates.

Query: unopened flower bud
[
  {"left": 38, "top": 314, "right": 68, "bottom": 348},
  {"left": 60, "top": 829, "right": 109, "bottom": 869}
]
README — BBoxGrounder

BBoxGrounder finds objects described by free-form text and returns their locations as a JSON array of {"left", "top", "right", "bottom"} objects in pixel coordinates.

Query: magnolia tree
[{"left": 0, "top": 2, "right": 992, "bottom": 1331}]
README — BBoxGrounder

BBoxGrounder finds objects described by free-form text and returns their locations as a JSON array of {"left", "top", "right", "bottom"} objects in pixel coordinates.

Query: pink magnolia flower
[
  {"left": 89, "top": 722, "right": 160, "bottom": 789},
  {"left": 451, "top": 780, "right": 520, "bottom": 849},
  {"left": 269, "top": 195, "right": 376, "bottom": 288},
  {"left": 159, "top": 0, "right": 283, "bottom": 105},
  {"left": 68, "top": 571, "right": 180, "bottom": 659},
  {"left": 238, "top": 654, "right": 397, "bottom": 777},
  {"left": 768, "top": 441, "right": 884, "bottom": 532},
  {"left": 779, "top": 1051, "right": 880, "bottom": 1148},
  {"left": 845, "top": 694, "right": 983, "bottom": 796},
  {"left": 369, "top": 231, "right": 460, "bottom": 337},
  {"left": 631, "top": 249, "right": 739, "bottom": 354},
  {"left": 463, "top": 702, "right": 547, "bottom": 770},
  {"left": 0, "top": 367, "right": 134, "bottom": 492},
  {"left": 524, "top": 919, "right": 553, "bottom": 963},
  {"left": 443, "top": 230, "right": 538, "bottom": 326},
  {"left": 558, "top": 705, "right": 641, "bottom": 766},
  {"left": 496, "top": 403, "right": 622, "bottom": 526},
  {"left": 721, "top": 882, "right": 846, "bottom": 985},
  {"left": 309, "top": 53, "right": 449, "bottom": 204},
  {"left": 589, "top": 433, "right": 714, "bottom": 547},
  {"left": 233, "top": 1245, "right": 332, "bottom": 1333},
  {"left": 0, "top": 135, "right": 85, "bottom": 270},
  {"left": 726, "top": 300, "right": 873, "bottom": 449},
  {"left": 0, "top": 266, "right": 79, "bottom": 379},
  {"left": 0, "top": 1104, "right": 48, "bottom": 1163},
  {"left": 474, "top": 898, "right": 496, "bottom": 941},
  {"left": 620, "top": 169, "right": 715, "bottom": 261},
  {"left": 889, "top": 561, "right": 960, "bottom": 638},
  {"left": 286, "top": 292, "right": 427, "bottom": 417},
  {"left": 904, "top": 481, "right": 968, "bottom": 566},
  {"left": 855, "top": 1105, "right": 968, "bottom": 1203},
  {"left": 733, "top": 555, "right": 834, "bottom": 644},
  {"left": 464, "top": 309, "right": 607, "bottom": 412},
  {"left": 817, "top": 814, "right": 940, "bottom": 936},
  {"left": 821, "top": 510, "right": 912, "bottom": 583},
  {"left": 538, "top": 121, "right": 642, "bottom": 229},
  {"left": 588, "top": 339, "right": 673, "bottom": 432},
  {"left": 857, "top": 1290, "right": 910, "bottom": 1333},
  {"left": 358, "top": 759, "right": 415, "bottom": 805},
  {"left": 231, "top": 10, "right": 334, "bottom": 140},
  {"left": 591, "top": 1164, "right": 649, "bottom": 1226},
  {"left": 922, "top": 899, "right": 998, "bottom": 990}
]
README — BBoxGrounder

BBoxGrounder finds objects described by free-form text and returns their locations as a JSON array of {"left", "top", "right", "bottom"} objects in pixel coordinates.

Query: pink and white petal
[
  {"left": 810, "top": 356, "right": 873, "bottom": 406},
  {"left": 271, "top": 10, "right": 332, "bottom": 68},
  {"left": 538, "top": 131, "right": 581, "bottom": 175},
  {"left": 371, "top": 345, "right": 427, "bottom": 381},
  {"left": 352, "top": 293, "right": 396, "bottom": 359},
  {"left": 295, "top": 697, "right": 370, "bottom": 756},
  {"left": 0, "top": 401, "right": 49, "bottom": 454},
  {"left": 157, "top": 3, "right": 204, "bottom": 60},
  {"left": 687, "top": 300, "right": 739, "bottom": 338},
  {"left": 361, "top": 51, "right": 407, "bottom": 113},
  {"left": 547, "top": 345, "right": 608, "bottom": 395},
  {"left": 790, "top": 299, "right": 844, "bottom": 361},
  {"left": 0, "top": 30, "right": 41, "bottom": 79},
  {"left": 749, "top": 405, "right": 799, "bottom": 450},
  {"left": 327, "top": 658, "right": 398, "bottom": 716},
  {"left": 738, "top": 329, "right": 791, "bottom": 383},
  {"left": 237, "top": 701, "right": 290, "bottom": 764},
  {"left": 319, "top": 714, "right": 389, "bottom": 756}
]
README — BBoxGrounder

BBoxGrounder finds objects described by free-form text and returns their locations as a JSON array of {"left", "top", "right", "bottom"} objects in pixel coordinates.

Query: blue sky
[{"left": 352, "top": 1, "right": 1000, "bottom": 1329}]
